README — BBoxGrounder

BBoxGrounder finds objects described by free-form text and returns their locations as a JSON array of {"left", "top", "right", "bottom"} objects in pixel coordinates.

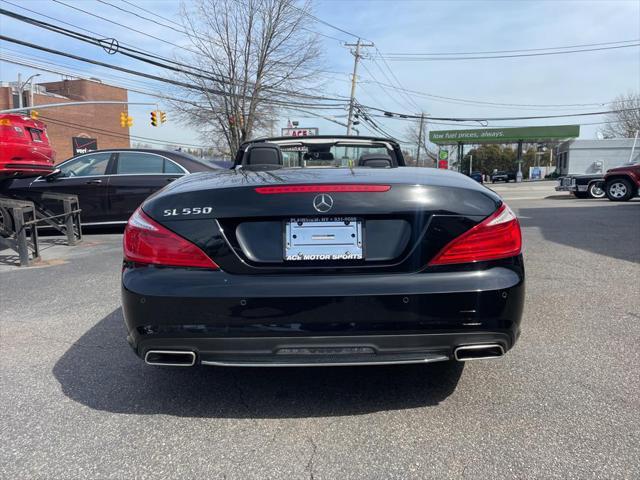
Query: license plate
[{"left": 285, "top": 217, "right": 363, "bottom": 261}]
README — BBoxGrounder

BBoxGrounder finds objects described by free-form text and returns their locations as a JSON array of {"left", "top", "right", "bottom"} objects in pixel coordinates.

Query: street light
[{"left": 17, "top": 73, "right": 41, "bottom": 109}]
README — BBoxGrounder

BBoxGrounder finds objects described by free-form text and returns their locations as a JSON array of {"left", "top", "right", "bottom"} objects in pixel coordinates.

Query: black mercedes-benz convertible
[{"left": 121, "top": 136, "right": 524, "bottom": 367}]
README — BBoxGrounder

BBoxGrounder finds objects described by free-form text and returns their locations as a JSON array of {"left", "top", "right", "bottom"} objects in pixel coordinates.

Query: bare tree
[
  {"left": 403, "top": 118, "right": 436, "bottom": 166},
  {"left": 601, "top": 93, "right": 640, "bottom": 138},
  {"left": 172, "top": 0, "right": 322, "bottom": 156}
]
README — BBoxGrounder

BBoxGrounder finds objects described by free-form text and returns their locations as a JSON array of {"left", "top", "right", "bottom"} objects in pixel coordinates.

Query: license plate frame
[{"left": 284, "top": 217, "right": 364, "bottom": 261}]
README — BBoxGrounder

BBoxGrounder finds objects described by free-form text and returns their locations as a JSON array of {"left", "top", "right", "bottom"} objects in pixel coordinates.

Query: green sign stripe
[{"left": 429, "top": 125, "right": 580, "bottom": 144}]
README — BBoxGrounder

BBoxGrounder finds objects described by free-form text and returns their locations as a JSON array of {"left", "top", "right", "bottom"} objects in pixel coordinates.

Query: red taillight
[
  {"left": 255, "top": 184, "right": 391, "bottom": 194},
  {"left": 123, "top": 208, "right": 219, "bottom": 269},
  {"left": 428, "top": 203, "right": 522, "bottom": 266}
]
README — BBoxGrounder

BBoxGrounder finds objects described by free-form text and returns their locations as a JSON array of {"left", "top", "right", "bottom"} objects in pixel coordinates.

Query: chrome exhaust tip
[
  {"left": 454, "top": 344, "right": 505, "bottom": 362},
  {"left": 144, "top": 350, "right": 196, "bottom": 367}
]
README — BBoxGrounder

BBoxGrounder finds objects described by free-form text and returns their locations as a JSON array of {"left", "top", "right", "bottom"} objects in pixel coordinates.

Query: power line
[
  {"left": 118, "top": 0, "right": 185, "bottom": 27},
  {"left": 5, "top": 22, "right": 633, "bottom": 128},
  {"left": 372, "top": 46, "right": 421, "bottom": 111},
  {"left": 0, "top": 49, "right": 184, "bottom": 95},
  {"left": 0, "top": 7, "right": 232, "bottom": 83},
  {"left": 0, "top": 6, "right": 349, "bottom": 103},
  {"left": 2, "top": 52, "right": 356, "bottom": 136},
  {"left": 0, "top": 53, "right": 203, "bottom": 106},
  {"left": 0, "top": 5, "right": 231, "bottom": 81},
  {"left": 378, "top": 43, "right": 640, "bottom": 61},
  {"left": 356, "top": 101, "right": 640, "bottom": 122},
  {"left": 0, "top": 11, "right": 348, "bottom": 103},
  {"left": 358, "top": 61, "right": 414, "bottom": 114},
  {"left": 0, "top": 34, "right": 349, "bottom": 110},
  {"left": 286, "top": 2, "right": 371, "bottom": 43},
  {"left": 50, "top": 0, "right": 202, "bottom": 54},
  {"left": 358, "top": 79, "right": 619, "bottom": 110},
  {"left": 1, "top": 54, "right": 357, "bottom": 136},
  {"left": 383, "top": 38, "right": 640, "bottom": 56},
  {"left": 97, "top": 0, "right": 189, "bottom": 37},
  {"left": 0, "top": 0, "right": 200, "bottom": 68}
]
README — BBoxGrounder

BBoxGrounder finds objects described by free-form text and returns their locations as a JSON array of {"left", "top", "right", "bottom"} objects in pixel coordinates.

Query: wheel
[
  {"left": 588, "top": 182, "right": 606, "bottom": 199},
  {"left": 0, "top": 206, "right": 14, "bottom": 237},
  {"left": 574, "top": 191, "right": 588, "bottom": 199},
  {"left": 606, "top": 178, "right": 634, "bottom": 201}
]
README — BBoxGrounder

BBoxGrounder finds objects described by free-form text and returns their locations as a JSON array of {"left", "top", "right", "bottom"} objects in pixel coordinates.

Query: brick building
[{"left": 0, "top": 79, "right": 130, "bottom": 161}]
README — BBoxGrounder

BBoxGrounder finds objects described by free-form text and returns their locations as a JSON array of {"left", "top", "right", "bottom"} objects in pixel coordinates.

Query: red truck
[
  {"left": 0, "top": 114, "right": 56, "bottom": 180},
  {"left": 604, "top": 161, "right": 640, "bottom": 202}
]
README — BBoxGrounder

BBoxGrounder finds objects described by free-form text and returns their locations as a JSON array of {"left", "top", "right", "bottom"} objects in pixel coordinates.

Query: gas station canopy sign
[{"left": 429, "top": 125, "right": 580, "bottom": 145}]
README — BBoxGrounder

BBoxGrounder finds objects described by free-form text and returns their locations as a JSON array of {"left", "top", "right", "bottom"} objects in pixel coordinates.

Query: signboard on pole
[
  {"left": 72, "top": 137, "right": 98, "bottom": 155},
  {"left": 438, "top": 149, "right": 449, "bottom": 169},
  {"left": 281, "top": 127, "right": 319, "bottom": 137},
  {"left": 429, "top": 125, "right": 580, "bottom": 145}
]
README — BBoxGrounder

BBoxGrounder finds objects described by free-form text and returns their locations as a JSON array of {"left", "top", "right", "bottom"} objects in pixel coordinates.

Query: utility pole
[
  {"left": 28, "top": 74, "right": 41, "bottom": 109},
  {"left": 17, "top": 73, "right": 22, "bottom": 108},
  {"left": 345, "top": 38, "right": 374, "bottom": 135},
  {"left": 628, "top": 129, "right": 639, "bottom": 163},
  {"left": 416, "top": 113, "right": 425, "bottom": 166}
]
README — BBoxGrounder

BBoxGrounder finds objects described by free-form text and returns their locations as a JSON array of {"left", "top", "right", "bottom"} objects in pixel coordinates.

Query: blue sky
[{"left": 1, "top": 0, "right": 639, "bottom": 150}]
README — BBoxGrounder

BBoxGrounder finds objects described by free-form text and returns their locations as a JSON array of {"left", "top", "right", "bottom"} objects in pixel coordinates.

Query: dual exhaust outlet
[
  {"left": 453, "top": 344, "right": 505, "bottom": 361},
  {"left": 144, "top": 350, "right": 196, "bottom": 367},
  {"left": 144, "top": 344, "right": 505, "bottom": 366}
]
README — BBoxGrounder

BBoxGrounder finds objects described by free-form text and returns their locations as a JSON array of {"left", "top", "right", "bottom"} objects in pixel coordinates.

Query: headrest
[
  {"left": 245, "top": 143, "right": 283, "bottom": 166},
  {"left": 358, "top": 153, "right": 393, "bottom": 168}
]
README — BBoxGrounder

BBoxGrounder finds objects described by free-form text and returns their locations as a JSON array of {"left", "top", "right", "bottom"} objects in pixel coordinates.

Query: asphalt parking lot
[{"left": 1, "top": 181, "right": 639, "bottom": 479}]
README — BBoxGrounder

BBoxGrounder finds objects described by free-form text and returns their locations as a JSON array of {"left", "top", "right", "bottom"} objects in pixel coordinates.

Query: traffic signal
[
  {"left": 127, "top": 115, "right": 133, "bottom": 127},
  {"left": 30, "top": 110, "right": 39, "bottom": 120},
  {"left": 160, "top": 111, "right": 166, "bottom": 124},
  {"left": 150, "top": 111, "right": 158, "bottom": 127},
  {"left": 120, "top": 112, "right": 128, "bottom": 128}
]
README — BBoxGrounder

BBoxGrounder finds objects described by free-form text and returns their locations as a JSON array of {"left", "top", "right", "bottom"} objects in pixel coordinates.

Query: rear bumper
[
  {"left": 0, "top": 161, "right": 54, "bottom": 178},
  {"left": 122, "top": 259, "right": 525, "bottom": 366}
]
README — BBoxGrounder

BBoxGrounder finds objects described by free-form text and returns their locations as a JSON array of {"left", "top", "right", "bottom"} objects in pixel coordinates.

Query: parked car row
[
  {"left": 556, "top": 161, "right": 640, "bottom": 201},
  {"left": 0, "top": 149, "right": 220, "bottom": 228}
]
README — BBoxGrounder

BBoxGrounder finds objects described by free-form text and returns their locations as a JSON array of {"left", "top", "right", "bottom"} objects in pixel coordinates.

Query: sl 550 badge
[{"left": 163, "top": 207, "right": 213, "bottom": 216}]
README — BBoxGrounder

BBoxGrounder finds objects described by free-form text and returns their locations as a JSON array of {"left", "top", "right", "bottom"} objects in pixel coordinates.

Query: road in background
[
  {"left": 489, "top": 179, "right": 559, "bottom": 201},
  {"left": 1, "top": 188, "right": 639, "bottom": 479}
]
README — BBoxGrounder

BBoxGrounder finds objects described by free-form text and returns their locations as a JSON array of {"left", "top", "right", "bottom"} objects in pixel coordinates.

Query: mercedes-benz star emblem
[{"left": 313, "top": 194, "right": 334, "bottom": 213}]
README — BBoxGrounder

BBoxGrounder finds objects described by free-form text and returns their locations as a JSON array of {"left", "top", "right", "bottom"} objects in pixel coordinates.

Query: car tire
[
  {"left": 588, "top": 182, "right": 606, "bottom": 199},
  {"left": 606, "top": 178, "right": 634, "bottom": 201},
  {"left": 0, "top": 207, "right": 14, "bottom": 237},
  {"left": 574, "top": 191, "right": 588, "bottom": 199}
]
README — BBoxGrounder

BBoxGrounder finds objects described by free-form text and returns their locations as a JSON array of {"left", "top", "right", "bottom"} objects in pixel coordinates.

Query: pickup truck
[
  {"left": 555, "top": 174, "right": 605, "bottom": 198},
  {"left": 491, "top": 171, "right": 516, "bottom": 183},
  {"left": 604, "top": 162, "right": 640, "bottom": 201}
]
